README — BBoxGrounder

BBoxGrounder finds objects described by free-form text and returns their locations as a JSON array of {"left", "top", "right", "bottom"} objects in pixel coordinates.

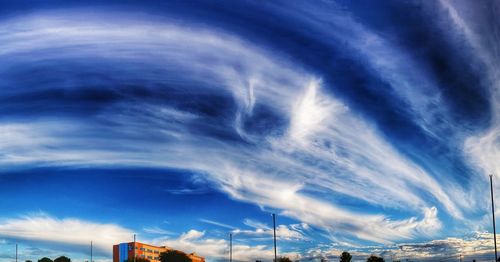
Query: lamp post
[
  {"left": 15, "top": 244, "right": 18, "bottom": 262},
  {"left": 90, "top": 241, "right": 93, "bottom": 262},
  {"left": 272, "top": 213, "right": 277, "bottom": 262},
  {"left": 229, "top": 233, "right": 232, "bottom": 262},
  {"left": 491, "top": 174, "right": 498, "bottom": 262}
]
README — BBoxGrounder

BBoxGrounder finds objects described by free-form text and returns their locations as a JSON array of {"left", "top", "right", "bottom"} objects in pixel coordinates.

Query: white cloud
[
  {"left": 179, "top": 230, "right": 206, "bottom": 241},
  {"left": 289, "top": 79, "right": 344, "bottom": 143},
  {"left": 242, "top": 219, "right": 270, "bottom": 230},
  {"left": 199, "top": 219, "right": 236, "bottom": 230},
  {"left": 154, "top": 229, "right": 299, "bottom": 262},
  {"left": 143, "top": 227, "right": 175, "bottom": 235},
  {"left": 299, "top": 231, "right": 499, "bottom": 262},
  {"left": 0, "top": 213, "right": 133, "bottom": 255},
  {"left": 232, "top": 224, "right": 307, "bottom": 241}
]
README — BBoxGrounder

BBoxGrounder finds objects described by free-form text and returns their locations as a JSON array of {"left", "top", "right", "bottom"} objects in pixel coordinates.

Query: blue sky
[{"left": 0, "top": 0, "right": 499, "bottom": 261}]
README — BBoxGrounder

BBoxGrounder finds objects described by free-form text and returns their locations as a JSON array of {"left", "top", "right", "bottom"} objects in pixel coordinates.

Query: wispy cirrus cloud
[
  {"left": 143, "top": 227, "right": 175, "bottom": 235},
  {"left": 232, "top": 224, "right": 308, "bottom": 241},
  {"left": 0, "top": 12, "right": 463, "bottom": 245},
  {"left": 199, "top": 219, "right": 236, "bottom": 230}
]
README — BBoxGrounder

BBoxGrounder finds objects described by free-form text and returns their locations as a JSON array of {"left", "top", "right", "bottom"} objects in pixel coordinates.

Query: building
[{"left": 113, "top": 242, "right": 205, "bottom": 262}]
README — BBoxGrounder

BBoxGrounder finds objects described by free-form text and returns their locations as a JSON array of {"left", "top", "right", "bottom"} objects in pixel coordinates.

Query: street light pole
[
  {"left": 272, "top": 213, "right": 277, "bottom": 262},
  {"left": 91, "top": 241, "right": 93, "bottom": 262},
  {"left": 15, "top": 244, "right": 18, "bottom": 262},
  {"left": 491, "top": 174, "right": 498, "bottom": 262},
  {"left": 229, "top": 233, "right": 232, "bottom": 262},
  {"left": 134, "top": 234, "right": 136, "bottom": 262}
]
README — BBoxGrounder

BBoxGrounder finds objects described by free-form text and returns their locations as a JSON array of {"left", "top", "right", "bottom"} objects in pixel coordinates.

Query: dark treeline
[{"left": 34, "top": 256, "right": 71, "bottom": 262}]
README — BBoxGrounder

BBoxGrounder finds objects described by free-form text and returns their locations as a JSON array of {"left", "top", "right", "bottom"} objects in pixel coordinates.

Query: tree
[
  {"left": 54, "top": 256, "right": 71, "bottom": 262},
  {"left": 38, "top": 258, "right": 53, "bottom": 262},
  {"left": 159, "top": 250, "right": 192, "bottom": 262},
  {"left": 275, "top": 257, "right": 292, "bottom": 262},
  {"left": 366, "top": 255, "right": 384, "bottom": 262},
  {"left": 340, "top": 252, "right": 352, "bottom": 262},
  {"left": 125, "top": 258, "right": 150, "bottom": 262}
]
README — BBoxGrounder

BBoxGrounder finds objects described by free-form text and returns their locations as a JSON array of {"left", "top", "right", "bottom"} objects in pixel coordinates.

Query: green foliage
[
  {"left": 159, "top": 250, "right": 192, "bottom": 262},
  {"left": 54, "top": 256, "right": 71, "bottom": 262},
  {"left": 275, "top": 257, "right": 292, "bottom": 262},
  {"left": 340, "top": 252, "right": 352, "bottom": 262},
  {"left": 366, "top": 255, "right": 384, "bottom": 262},
  {"left": 38, "top": 258, "right": 53, "bottom": 262},
  {"left": 26, "top": 260, "right": 33, "bottom": 262}
]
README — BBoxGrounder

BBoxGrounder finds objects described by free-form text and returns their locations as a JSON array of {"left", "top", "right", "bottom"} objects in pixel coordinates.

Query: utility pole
[
  {"left": 272, "top": 213, "right": 277, "bottom": 262},
  {"left": 491, "top": 174, "right": 498, "bottom": 262},
  {"left": 90, "top": 241, "right": 93, "bottom": 262},
  {"left": 229, "top": 233, "right": 232, "bottom": 262},
  {"left": 134, "top": 234, "right": 136, "bottom": 262}
]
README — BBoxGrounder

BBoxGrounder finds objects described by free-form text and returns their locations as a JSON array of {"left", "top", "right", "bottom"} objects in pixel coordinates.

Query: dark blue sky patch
[
  {"left": 0, "top": 167, "right": 264, "bottom": 229},
  {"left": 335, "top": 0, "right": 491, "bottom": 130},
  {"left": 241, "top": 103, "right": 289, "bottom": 138}
]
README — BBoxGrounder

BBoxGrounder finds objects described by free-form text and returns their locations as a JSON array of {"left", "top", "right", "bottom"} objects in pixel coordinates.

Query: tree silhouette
[
  {"left": 340, "top": 252, "right": 352, "bottom": 262},
  {"left": 38, "top": 258, "right": 53, "bottom": 262},
  {"left": 366, "top": 255, "right": 384, "bottom": 262},
  {"left": 54, "top": 256, "right": 71, "bottom": 262},
  {"left": 275, "top": 257, "right": 292, "bottom": 262},
  {"left": 160, "top": 250, "right": 192, "bottom": 262}
]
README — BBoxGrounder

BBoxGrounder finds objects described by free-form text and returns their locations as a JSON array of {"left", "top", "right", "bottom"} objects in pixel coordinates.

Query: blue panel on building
[{"left": 119, "top": 243, "right": 129, "bottom": 262}]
